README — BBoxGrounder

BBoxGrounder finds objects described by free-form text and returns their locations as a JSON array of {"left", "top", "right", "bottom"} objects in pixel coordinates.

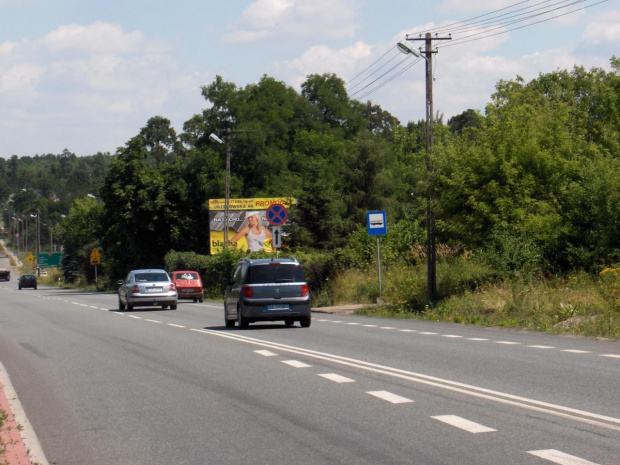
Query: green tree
[
  {"left": 99, "top": 137, "right": 179, "bottom": 279},
  {"left": 55, "top": 196, "right": 103, "bottom": 282}
]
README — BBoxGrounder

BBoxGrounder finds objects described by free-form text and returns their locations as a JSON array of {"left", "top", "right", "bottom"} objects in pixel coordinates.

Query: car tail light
[
  {"left": 242, "top": 286, "right": 253, "bottom": 298},
  {"left": 131, "top": 284, "right": 140, "bottom": 293},
  {"left": 169, "top": 283, "right": 176, "bottom": 291},
  {"left": 301, "top": 284, "right": 309, "bottom": 297}
]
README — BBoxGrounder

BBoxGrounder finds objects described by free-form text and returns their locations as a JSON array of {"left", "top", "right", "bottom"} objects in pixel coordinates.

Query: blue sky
[{"left": 1, "top": 0, "right": 618, "bottom": 157}]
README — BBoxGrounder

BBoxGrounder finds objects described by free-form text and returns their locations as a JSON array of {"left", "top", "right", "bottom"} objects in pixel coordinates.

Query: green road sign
[{"left": 39, "top": 252, "right": 62, "bottom": 268}]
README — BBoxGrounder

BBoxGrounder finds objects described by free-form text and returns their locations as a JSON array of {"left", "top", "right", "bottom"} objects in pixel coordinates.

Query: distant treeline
[{"left": 1, "top": 57, "right": 619, "bottom": 284}]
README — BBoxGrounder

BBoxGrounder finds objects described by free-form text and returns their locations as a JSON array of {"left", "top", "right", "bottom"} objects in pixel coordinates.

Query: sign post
[
  {"left": 366, "top": 211, "right": 387, "bottom": 300},
  {"left": 266, "top": 204, "right": 288, "bottom": 258},
  {"left": 90, "top": 248, "right": 101, "bottom": 290}
]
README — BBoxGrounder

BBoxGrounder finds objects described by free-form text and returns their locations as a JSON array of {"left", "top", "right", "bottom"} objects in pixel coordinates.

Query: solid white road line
[
  {"left": 367, "top": 391, "right": 413, "bottom": 404},
  {"left": 431, "top": 415, "right": 496, "bottom": 433},
  {"left": 318, "top": 373, "right": 355, "bottom": 383},
  {"left": 527, "top": 449, "right": 600, "bottom": 465}
]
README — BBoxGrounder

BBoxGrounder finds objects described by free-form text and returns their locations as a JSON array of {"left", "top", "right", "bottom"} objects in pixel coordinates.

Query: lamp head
[
  {"left": 396, "top": 40, "right": 422, "bottom": 59},
  {"left": 209, "top": 133, "right": 224, "bottom": 144}
]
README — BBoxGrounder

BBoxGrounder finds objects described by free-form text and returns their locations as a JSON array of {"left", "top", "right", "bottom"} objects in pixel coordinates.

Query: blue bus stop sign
[{"left": 367, "top": 211, "right": 387, "bottom": 236}]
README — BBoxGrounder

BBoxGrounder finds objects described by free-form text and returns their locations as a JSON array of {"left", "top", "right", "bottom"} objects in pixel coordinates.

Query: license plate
[
  {"left": 182, "top": 289, "right": 193, "bottom": 293},
  {"left": 266, "top": 304, "right": 290, "bottom": 311},
  {"left": 146, "top": 287, "right": 162, "bottom": 293}
]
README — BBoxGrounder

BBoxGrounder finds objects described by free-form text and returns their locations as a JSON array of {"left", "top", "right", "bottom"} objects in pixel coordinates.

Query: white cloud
[
  {"left": 583, "top": 11, "right": 620, "bottom": 44},
  {"left": 39, "top": 21, "right": 146, "bottom": 55},
  {"left": 271, "top": 41, "right": 372, "bottom": 88},
  {"left": 224, "top": 0, "right": 358, "bottom": 43},
  {"left": 0, "top": 62, "right": 45, "bottom": 93},
  {"left": 0, "top": 22, "right": 208, "bottom": 156},
  {"left": 437, "top": 0, "right": 514, "bottom": 13}
]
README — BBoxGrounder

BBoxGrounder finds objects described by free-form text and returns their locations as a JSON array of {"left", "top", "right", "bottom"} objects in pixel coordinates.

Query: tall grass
[{"left": 331, "top": 260, "right": 620, "bottom": 339}]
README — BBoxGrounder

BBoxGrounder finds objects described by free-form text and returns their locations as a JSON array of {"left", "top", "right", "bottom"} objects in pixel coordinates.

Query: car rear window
[
  {"left": 177, "top": 273, "right": 198, "bottom": 280},
  {"left": 135, "top": 273, "right": 169, "bottom": 282},
  {"left": 247, "top": 264, "right": 305, "bottom": 284}
]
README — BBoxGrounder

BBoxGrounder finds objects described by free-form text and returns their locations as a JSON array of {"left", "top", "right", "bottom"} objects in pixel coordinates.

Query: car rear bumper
[
  {"left": 126, "top": 295, "right": 177, "bottom": 307},
  {"left": 177, "top": 290, "right": 204, "bottom": 300},
  {"left": 240, "top": 300, "right": 311, "bottom": 321}
]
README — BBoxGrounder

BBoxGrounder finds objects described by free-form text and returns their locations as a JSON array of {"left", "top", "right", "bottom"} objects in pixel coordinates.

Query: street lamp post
[
  {"left": 31, "top": 210, "right": 40, "bottom": 275},
  {"left": 209, "top": 129, "right": 232, "bottom": 248},
  {"left": 12, "top": 216, "right": 21, "bottom": 255}
]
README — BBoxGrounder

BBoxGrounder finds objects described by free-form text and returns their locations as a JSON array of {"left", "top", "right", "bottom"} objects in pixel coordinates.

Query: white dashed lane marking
[
  {"left": 431, "top": 415, "right": 496, "bottom": 433},
  {"left": 282, "top": 360, "right": 312, "bottom": 368},
  {"left": 318, "top": 319, "right": 619, "bottom": 359},
  {"left": 319, "top": 373, "right": 355, "bottom": 383},
  {"left": 255, "top": 350, "right": 278, "bottom": 357},
  {"left": 367, "top": 391, "right": 413, "bottom": 404},
  {"left": 527, "top": 449, "right": 600, "bottom": 465}
]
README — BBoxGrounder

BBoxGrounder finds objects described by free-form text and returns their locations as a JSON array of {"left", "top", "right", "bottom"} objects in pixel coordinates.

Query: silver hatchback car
[{"left": 118, "top": 269, "right": 178, "bottom": 311}]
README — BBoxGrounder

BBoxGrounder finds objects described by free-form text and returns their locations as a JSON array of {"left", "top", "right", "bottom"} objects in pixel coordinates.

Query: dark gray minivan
[{"left": 224, "top": 258, "right": 311, "bottom": 328}]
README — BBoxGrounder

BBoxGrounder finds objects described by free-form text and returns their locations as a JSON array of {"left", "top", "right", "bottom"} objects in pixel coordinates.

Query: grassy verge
[
  {"left": 0, "top": 408, "right": 7, "bottom": 464},
  {"left": 329, "top": 262, "right": 620, "bottom": 340}
]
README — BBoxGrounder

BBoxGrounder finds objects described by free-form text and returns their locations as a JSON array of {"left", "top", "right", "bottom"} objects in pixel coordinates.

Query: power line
[{"left": 345, "top": 0, "right": 608, "bottom": 101}]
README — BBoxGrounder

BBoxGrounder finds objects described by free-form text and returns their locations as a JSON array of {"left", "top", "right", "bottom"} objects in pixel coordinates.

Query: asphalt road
[{"left": 0, "top": 282, "right": 618, "bottom": 464}]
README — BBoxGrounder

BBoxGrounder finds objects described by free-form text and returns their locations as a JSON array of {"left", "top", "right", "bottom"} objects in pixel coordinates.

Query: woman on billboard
[{"left": 231, "top": 211, "right": 273, "bottom": 252}]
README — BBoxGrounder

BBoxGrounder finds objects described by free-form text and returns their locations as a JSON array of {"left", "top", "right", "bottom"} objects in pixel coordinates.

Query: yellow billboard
[{"left": 209, "top": 197, "right": 296, "bottom": 254}]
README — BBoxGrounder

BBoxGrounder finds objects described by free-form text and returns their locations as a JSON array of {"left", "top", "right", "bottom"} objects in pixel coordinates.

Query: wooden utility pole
[{"left": 405, "top": 32, "right": 451, "bottom": 303}]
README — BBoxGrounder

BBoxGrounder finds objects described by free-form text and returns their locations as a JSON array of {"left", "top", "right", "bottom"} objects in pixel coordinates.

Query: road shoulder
[{"left": 0, "top": 361, "right": 48, "bottom": 465}]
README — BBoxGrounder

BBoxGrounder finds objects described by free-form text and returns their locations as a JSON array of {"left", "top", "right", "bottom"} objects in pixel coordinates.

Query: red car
[{"left": 172, "top": 271, "right": 204, "bottom": 303}]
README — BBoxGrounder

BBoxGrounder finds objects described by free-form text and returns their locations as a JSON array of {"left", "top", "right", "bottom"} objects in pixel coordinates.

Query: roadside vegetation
[
  {"left": 2, "top": 57, "right": 619, "bottom": 340},
  {"left": 0, "top": 408, "right": 8, "bottom": 464}
]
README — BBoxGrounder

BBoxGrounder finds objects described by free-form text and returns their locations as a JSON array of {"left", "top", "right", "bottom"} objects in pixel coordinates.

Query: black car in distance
[
  {"left": 224, "top": 258, "right": 311, "bottom": 328},
  {"left": 18, "top": 274, "right": 37, "bottom": 290}
]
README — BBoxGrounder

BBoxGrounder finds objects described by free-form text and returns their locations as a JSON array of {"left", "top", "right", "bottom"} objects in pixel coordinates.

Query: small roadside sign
[
  {"left": 90, "top": 248, "right": 101, "bottom": 265},
  {"left": 28, "top": 252, "right": 34, "bottom": 263},
  {"left": 272, "top": 226, "right": 282, "bottom": 249},
  {"left": 367, "top": 211, "right": 387, "bottom": 236},
  {"left": 266, "top": 204, "right": 288, "bottom": 226}
]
